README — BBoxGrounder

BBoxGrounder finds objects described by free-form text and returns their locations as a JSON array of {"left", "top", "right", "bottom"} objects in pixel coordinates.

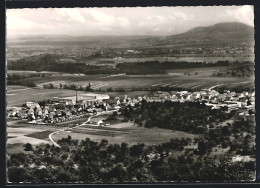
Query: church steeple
[{"left": 76, "top": 90, "right": 78, "bottom": 103}]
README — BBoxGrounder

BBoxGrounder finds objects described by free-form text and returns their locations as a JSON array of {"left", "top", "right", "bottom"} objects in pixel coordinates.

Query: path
[
  {"left": 48, "top": 114, "right": 98, "bottom": 147},
  {"left": 208, "top": 81, "right": 251, "bottom": 91},
  {"left": 7, "top": 88, "right": 32, "bottom": 93},
  {"left": 208, "top": 84, "right": 224, "bottom": 90}
]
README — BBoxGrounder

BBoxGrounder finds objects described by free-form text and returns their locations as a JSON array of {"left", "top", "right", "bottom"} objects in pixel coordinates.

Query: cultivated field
[
  {"left": 8, "top": 67, "right": 254, "bottom": 88},
  {"left": 7, "top": 68, "right": 254, "bottom": 107},
  {"left": 52, "top": 122, "right": 197, "bottom": 146},
  {"left": 115, "top": 55, "right": 254, "bottom": 64}
]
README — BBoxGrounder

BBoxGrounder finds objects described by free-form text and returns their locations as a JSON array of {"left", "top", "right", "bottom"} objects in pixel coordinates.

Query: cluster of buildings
[
  {"left": 96, "top": 46, "right": 254, "bottom": 59},
  {"left": 7, "top": 93, "right": 114, "bottom": 124},
  {"left": 8, "top": 88, "right": 255, "bottom": 125},
  {"left": 146, "top": 89, "right": 255, "bottom": 113}
]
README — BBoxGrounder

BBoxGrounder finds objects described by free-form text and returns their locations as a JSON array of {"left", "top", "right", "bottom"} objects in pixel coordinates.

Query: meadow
[
  {"left": 7, "top": 125, "right": 55, "bottom": 154},
  {"left": 52, "top": 122, "right": 197, "bottom": 146}
]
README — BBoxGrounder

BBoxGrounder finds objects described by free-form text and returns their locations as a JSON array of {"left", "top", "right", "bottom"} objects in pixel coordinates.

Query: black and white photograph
[{"left": 6, "top": 5, "right": 256, "bottom": 183}]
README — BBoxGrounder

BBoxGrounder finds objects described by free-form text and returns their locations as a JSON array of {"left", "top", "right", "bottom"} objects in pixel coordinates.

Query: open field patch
[
  {"left": 73, "top": 128, "right": 129, "bottom": 137},
  {"left": 8, "top": 135, "right": 51, "bottom": 145},
  {"left": 7, "top": 143, "right": 25, "bottom": 154},
  {"left": 52, "top": 123, "right": 197, "bottom": 146},
  {"left": 25, "top": 130, "right": 54, "bottom": 140},
  {"left": 7, "top": 126, "right": 54, "bottom": 148},
  {"left": 7, "top": 85, "right": 28, "bottom": 90}
]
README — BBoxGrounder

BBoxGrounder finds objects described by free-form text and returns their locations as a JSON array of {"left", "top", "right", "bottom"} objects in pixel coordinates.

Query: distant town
[{"left": 8, "top": 88, "right": 255, "bottom": 125}]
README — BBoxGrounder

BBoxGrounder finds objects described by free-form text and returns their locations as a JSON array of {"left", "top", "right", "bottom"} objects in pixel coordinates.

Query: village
[{"left": 7, "top": 88, "right": 255, "bottom": 125}]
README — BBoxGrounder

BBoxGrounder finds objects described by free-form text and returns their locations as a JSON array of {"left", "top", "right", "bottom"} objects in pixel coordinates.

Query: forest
[
  {"left": 212, "top": 61, "right": 254, "bottom": 77},
  {"left": 8, "top": 54, "right": 232, "bottom": 75},
  {"left": 120, "top": 101, "right": 233, "bottom": 134},
  {"left": 116, "top": 60, "right": 230, "bottom": 75}
]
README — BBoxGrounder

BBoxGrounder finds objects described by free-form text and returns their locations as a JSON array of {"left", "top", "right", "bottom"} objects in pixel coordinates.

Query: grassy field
[
  {"left": 7, "top": 88, "right": 77, "bottom": 107},
  {"left": 7, "top": 125, "right": 54, "bottom": 153},
  {"left": 52, "top": 122, "right": 197, "bottom": 146},
  {"left": 7, "top": 143, "right": 25, "bottom": 155},
  {"left": 25, "top": 130, "right": 54, "bottom": 140}
]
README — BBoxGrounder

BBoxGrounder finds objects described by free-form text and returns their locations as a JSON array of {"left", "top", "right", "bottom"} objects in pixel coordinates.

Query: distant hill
[
  {"left": 152, "top": 22, "right": 254, "bottom": 47},
  {"left": 7, "top": 22, "right": 254, "bottom": 48}
]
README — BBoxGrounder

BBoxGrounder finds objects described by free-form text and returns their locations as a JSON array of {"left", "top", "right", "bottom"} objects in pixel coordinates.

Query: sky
[{"left": 7, "top": 6, "right": 254, "bottom": 37}]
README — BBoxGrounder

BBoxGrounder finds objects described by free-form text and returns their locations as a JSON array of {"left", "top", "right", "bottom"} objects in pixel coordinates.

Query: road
[
  {"left": 208, "top": 81, "right": 251, "bottom": 91},
  {"left": 48, "top": 112, "right": 110, "bottom": 147},
  {"left": 208, "top": 84, "right": 224, "bottom": 90}
]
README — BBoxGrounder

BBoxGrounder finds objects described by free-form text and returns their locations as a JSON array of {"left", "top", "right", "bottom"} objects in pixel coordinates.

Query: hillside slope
[{"left": 153, "top": 22, "right": 254, "bottom": 47}]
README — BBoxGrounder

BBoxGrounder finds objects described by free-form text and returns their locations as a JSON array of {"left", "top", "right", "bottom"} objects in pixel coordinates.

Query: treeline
[
  {"left": 8, "top": 54, "right": 119, "bottom": 74},
  {"left": 7, "top": 74, "right": 48, "bottom": 87},
  {"left": 7, "top": 74, "right": 47, "bottom": 80},
  {"left": 7, "top": 80, "right": 36, "bottom": 87},
  {"left": 212, "top": 61, "right": 254, "bottom": 77},
  {"left": 116, "top": 61, "right": 230, "bottom": 75},
  {"left": 9, "top": 61, "right": 120, "bottom": 75},
  {"left": 43, "top": 83, "right": 126, "bottom": 92},
  {"left": 9, "top": 54, "right": 232, "bottom": 75},
  {"left": 8, "top": 134, "right": 255, "bottom": 183},
  {"left": 120, "top": 100, "right": 233, "bottom": 134}
]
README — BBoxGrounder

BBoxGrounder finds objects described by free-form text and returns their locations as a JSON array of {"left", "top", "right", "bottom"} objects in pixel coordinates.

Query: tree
[
  {"left": 198, "top": 141, "right": 207, "bottom": 155},
  {"left": 49, "top": 83, "right": 54, "bottom": 89},
  {"left": 130, "top": 144, "right": 145, "bottom": 158},
  {"left": 8, "top": 167, "right": 31, "bottom": 183},
  {"left": 79, "top": 85, "right": 84, "bottom": 91},
  {"left": 107, "top": 88, "right": 113, "bottom": 92},
  {"left": 86, "top": 82, "right": 91, "bottom": 91},
  {"left": 23, "top": 143, "right": 33, "bottom": 151}
]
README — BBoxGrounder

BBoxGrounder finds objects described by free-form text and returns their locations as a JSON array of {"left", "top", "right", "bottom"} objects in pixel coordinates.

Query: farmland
[
  {"left": 114, "top": 54, "right": 254, "bottom": 64},
  {"left": 7, "top": 118, "right": 196, "bottom": 154},
  {"left": 7, "top": 68, "right": 254, "bottom": 107},
  {"left": 7, "top": 125, "right": 54, "bottom": 154},
  {"left": 52, "top": 122, "right": 196, "bottom": 146}
]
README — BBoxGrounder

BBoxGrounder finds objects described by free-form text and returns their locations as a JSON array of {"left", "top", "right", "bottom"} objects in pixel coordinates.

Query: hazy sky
[{"left": 7, "top": 6, "right": 254, "bottom": 37}]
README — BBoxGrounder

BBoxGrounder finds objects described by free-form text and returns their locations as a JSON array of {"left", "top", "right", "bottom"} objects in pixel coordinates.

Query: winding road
[{"left": 48, "top": 115, "right": 94, "bottom": 148}]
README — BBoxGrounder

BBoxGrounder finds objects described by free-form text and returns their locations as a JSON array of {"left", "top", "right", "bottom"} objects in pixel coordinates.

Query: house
[
  {"left": 237, "top": 93, "right": 245, "bottom": 98},
  {"left": 42, "top": 108, "right": 49, "bottom": 116},
  {"left": 27, "top": 108, "right": 34, "bottom": 115},
  {"left": 8, "top": 110, "right": 17, "bottom": 117},
  {"left": 230, "top": 92, "right": 236, "bottom": 96},
  {"left": 56, "top": 109, "right": 62, "bottom": 116},
  {"left": 26, "top": 101, "right": 36, "bottom": 108},
  {"left": 177, "top": 91, "right": 188, "bottom": 96},
  {"left": 218, "top": 94, "right": 226, "bottom": 102},
  {"left": 232, "top": 155, "right": 252, "bottom": 162},
  {"left": 209, "top": 90, "right": 219, "bottom": 96},
  {"left": 240, "top": 98, "right": 248, "bottom": 107},
  {"left": 183, "top": 93, "right": 191, "bottom": 101},
  {"left": 223, "top": 90, "right": 230, "bottom": 94},
  {"left": 210, "top": 96, "right": 218, "bottom": 104},
  {"left": 170, "top": 91, "right": 178, "bottom": 95},
  {"left": 170, "top": 95, "right": 178, "bottom": 102},
  {"left": 35, "top": 108, "right": 43, "bottom": 118},
  {"left": 97, "top": 120, "right": 105, "bottom": 126}
]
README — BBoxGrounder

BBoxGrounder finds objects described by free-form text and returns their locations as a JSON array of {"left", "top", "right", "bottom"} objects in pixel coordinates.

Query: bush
[{"left": 23, "top": 143, "right": 33, "bottom": 151}]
